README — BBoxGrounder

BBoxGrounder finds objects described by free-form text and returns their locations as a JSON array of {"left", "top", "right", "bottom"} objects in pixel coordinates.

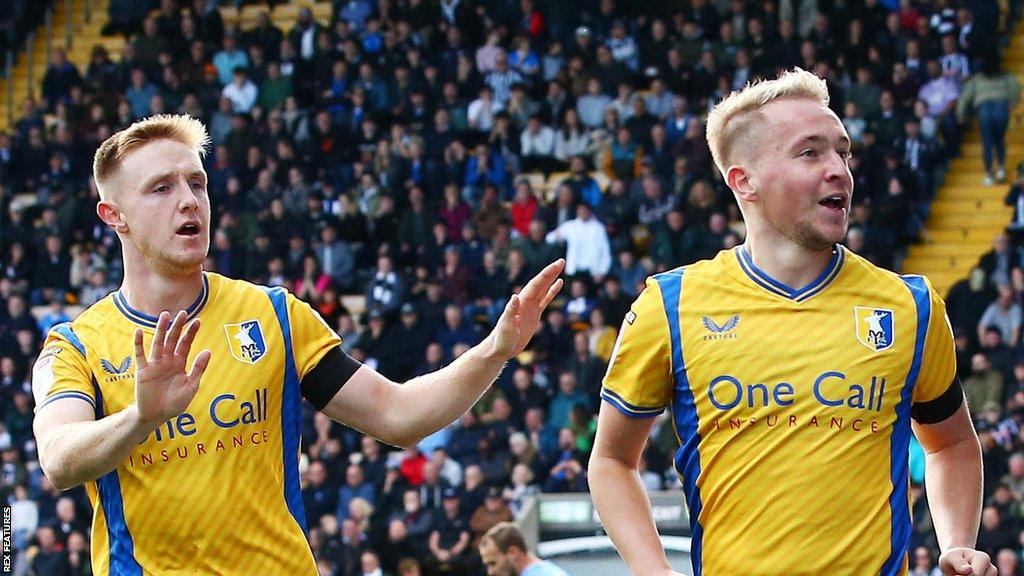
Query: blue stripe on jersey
[
  {"left": 91, "top": 378, "right": 143, "bottom": 575},
  {"left": 262, "top": 286, "right": 308, "bottom": 534},
  {"left": 51, "top": 323, "right": 86, "bottom": 357},
  {"left": 599, "top": 387, "right": 664, "bottom": 417},
  {"left": 883, "top": 276, "right": 930, "bottom": 575},
  {"left": 655, "top": 268, "right": 704, "bottom": 576}
]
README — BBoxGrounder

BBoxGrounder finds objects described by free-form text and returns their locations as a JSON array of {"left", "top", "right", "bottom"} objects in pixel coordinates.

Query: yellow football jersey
[
  {"left": 601, "top": 245, "right": 957, "bottom": 576},
  {"left": 32, "top": 272, "right": 341, "bottom": 575}
]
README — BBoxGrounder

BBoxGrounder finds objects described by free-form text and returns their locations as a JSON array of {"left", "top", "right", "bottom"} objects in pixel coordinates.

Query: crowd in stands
[
  {"left": 0, "top": 0, "right": 55, "bottom": 75},
  {"left": 1, "top": 0, "right": 1022, "bottom": 574}
]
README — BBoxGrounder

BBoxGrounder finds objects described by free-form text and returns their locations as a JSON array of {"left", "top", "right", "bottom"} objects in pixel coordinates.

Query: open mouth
[
  {"left": 818, "top": 194, "right": 848, "bottom": 213},
  {"left": 176, "top": 222, "right": 201, "bottom": 236}
]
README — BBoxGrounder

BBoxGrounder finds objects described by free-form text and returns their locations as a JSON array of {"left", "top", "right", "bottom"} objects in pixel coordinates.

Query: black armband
[
  {"left": 911, "top": 377, "right": 964, "bottom": 424},
  {"left": 300, "top": 346, "right": 361, "bottom": 411}
]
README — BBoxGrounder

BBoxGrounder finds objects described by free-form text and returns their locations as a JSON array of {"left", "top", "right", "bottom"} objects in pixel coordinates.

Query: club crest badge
[
  {"left": 224, "top": 320, "right": 268, "bottom": 364},
  {"left": 854, "top": 307, "right": 894, "bottom": 352}
]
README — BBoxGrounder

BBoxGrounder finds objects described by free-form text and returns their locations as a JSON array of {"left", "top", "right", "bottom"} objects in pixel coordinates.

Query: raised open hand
[
  {"left": 490, "top": 259, "right": 565, "bottom": 360},
  {"left": 134, "top": 310, "right": 212, "bottom": 426}
]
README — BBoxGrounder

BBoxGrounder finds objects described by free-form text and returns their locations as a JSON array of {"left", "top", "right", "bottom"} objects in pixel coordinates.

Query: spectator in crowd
[
  {"left": 378, "top": 519, "right": 418, "bottom": 574},
  {"left": 976, "top": 506, "right": 1017, "bottom": 558},
  {"left": 910, "top": 546, "right": 944, "bottom": 576},
  {"left": 544, "top": 202, "right": 611, "bottom": 280},
  {"left": 469, "top": 487, "right": 514, "bottom": 546},
  {"left": 548, "top": 371, "right": 590, "bottom": 430},
  {"left": 956, "top": 56, "right": 1021, "bottom": 185},
  {"left": 360, "top": 550, "right": 385, "bottom": 576},
  {"left": 979, "top": 234, "right": 1024, "bottom": 288},
  {"left": 314, "top": 224, "right": 356, "bottom": 292},
  {"left": 213, "top": 34, "right": 249, "bottom": 86},
  {"left": 222, "top": 67, "right": 259, "bottom": 113},
  {"left": 337, "top": 464, "right": 377, "bottom": 523},
  {"left": 918, "top": 59, "right": 962, "bottom": 156},
  {"left": 520, "top": 114, "right": 556, "bottom": 173},
  {"left": 42, "top": 48, "right": 83, "bottom": 106},
  {"left": 427, "top": 488, "right": 471, "bottom": 576},
  {"left": 977, "top": 284, "right": 1022, "bottom": 347},
  {"left": 964, "top": 353, "right": 1004, "bottom": 419},
  {"left": 27, "top": 526, "right": 68, "bottom": 575},
  {"left": 468, "top": 86, "right": 503, "bottom": 134},
  {"left": 576, "top": 78, "right": 612, "bottom": 129},
  {"left": 365, "top": 254, "right": 406, "bottom": 316},
  {"left": 10, "top": 484, "right": 38, "bottom": 551},
  {"left": 303, "top": 460, "right": 338, "bottom": 528},
  {"left": 996, "top": 549, "right": 1019, "bottom": 576}
]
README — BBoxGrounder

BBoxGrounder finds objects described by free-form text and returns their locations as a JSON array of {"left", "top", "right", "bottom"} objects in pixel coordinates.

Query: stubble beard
[
  {"left": 138, "top": 235, "right": 209, "bottom": 276},
  {"left": 792, "top": 219, "right": 844, "bottom": 252},
  {"left": 765, "top": 208, "right": 845, "bottom": 253}
]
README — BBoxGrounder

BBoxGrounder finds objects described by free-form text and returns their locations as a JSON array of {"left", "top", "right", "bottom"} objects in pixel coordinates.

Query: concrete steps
[
  {"left": 902, "top": 23, "right": 1024, "bottom": 294},
  {"left": 0, "top": 1, "right": 334, "bottom": 131},
  {"left": 0, "top": 0, "right": 110, "bottom": 132}
]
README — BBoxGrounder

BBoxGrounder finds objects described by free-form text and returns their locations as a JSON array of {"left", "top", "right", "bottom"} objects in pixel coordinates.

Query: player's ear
[
  {"left": 97, "top": 201, "right": 128, "bottom": 233},
  {"left": 727, "top": 164, "right": 758, "bottom": 203}
]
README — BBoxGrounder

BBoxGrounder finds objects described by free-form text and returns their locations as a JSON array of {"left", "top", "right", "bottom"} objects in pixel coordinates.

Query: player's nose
[
  {"left": 176, "top": 179, "right": 201, "bottom": 212},
  {"left": 825, "top": 151, "right": 853, "bottom": 189}
]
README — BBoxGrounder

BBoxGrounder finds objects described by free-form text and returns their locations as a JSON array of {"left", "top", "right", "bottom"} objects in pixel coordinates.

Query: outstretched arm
[{"left": 320, "top": 259, "right": 564, "bottom": 447}]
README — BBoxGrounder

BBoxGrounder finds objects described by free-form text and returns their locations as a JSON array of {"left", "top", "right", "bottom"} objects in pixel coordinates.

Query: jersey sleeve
[
  {"left": 287, "top": 292, "right": 343, "bottom": 380},
  {"left": 600, "top": 278, "right": 673, "bottom": 418},
  {"left": 32, "top": 324, "right": 95, "bottom": 413},
  {"left": 912, "top": 280, "right": 958, "bottom": 406}
]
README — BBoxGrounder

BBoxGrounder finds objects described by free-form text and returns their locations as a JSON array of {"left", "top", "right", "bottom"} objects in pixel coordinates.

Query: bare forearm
[
  {"left": 925, "top": 437, "right": 983, "bottom": 551},
  {"left": 590, "top": 454, "right": 673, "bottom": 575},
  {"left": 392, "top": 335, "right": 506, "bottom": 445},
  {"left": 330, "top": 261, "right": 565, "bottom": 447},
  {"left": 38, "top": 406, "right": 155, "bottom": 490}
]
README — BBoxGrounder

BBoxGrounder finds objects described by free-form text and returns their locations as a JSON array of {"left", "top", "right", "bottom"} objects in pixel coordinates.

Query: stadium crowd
[
  {"left": 0, "top": 0, "right": 54, "bottom": 76},
  {"left": 1, "top": 0, "right": 1023, "bottom": 574}
]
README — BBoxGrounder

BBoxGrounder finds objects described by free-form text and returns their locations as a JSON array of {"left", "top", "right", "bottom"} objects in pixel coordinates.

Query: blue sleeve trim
[
  {"left": 36, "top": 391, "right": 96, "bottom": 412},
  {"left": 600, "top": 388, "right": 664, "bottom": 418}
]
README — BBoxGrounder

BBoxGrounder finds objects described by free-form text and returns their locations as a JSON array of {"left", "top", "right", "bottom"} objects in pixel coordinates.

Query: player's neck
[
  {"left": 119, "top": 263, "right": 205, "bottom": 319},
  {"left": 517, "top": 554, "right": 542, "bottom": 573},
  {"left": 743, "top": 235, "right": 836, "bottom": 290}
]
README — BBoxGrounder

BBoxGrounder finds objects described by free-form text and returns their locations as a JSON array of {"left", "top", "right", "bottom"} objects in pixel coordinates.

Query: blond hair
[
  {"left": 705, "top": 68, "right": 829, "bottom": 176},
  {"left": 93, "top": 114, "right": 210, "bottom": 200}
]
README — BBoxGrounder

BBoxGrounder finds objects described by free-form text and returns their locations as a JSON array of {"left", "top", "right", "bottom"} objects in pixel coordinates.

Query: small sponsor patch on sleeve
[
  {"left": 625, "top": 310, "right": 637, "bottom": 325},
  {"left": 31, "top": 354, "right": 57, "bottom": 406},
  {"left": 38, "top": 346, "right": 62, "bottom": 360}
]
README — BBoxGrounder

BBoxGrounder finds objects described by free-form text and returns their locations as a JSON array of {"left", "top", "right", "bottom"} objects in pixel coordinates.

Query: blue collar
[
  {"left": 113, "top": 274, "right": 210, "bottom": 328},
  {"left": 735, "top": 245, "right": 844, "bottom": 302}
]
